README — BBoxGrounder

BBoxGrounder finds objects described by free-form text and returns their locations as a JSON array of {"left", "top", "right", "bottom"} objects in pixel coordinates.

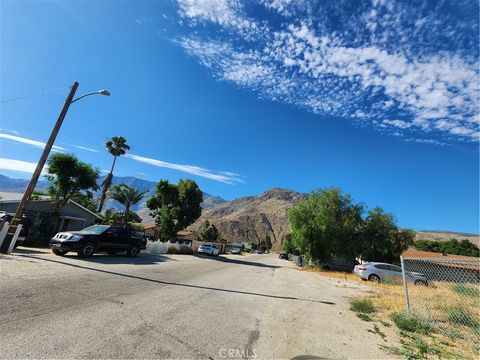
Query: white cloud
[
  {"left": 61, "top": 142, "right": 100, "bottom": 153},
  {"left": 383, "top": 120, "right": 412, "bottom": 129},
  {"left": 0, "top": 133, "right": 65, "bottom": 151},
  {"left": 0, "top": 158, "right": 48, "bottom": 173},
  {"left": 126, "top": 153, "right": 244, "bottom": 185},
  {"left": 174, "top": 0, "right": 480, "bottom": 144}
]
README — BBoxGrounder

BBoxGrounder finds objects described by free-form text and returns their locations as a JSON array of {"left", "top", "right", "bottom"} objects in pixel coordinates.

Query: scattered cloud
[
  {"left": 126, "top": 153, "right": 244, "bottom": 184},
  {"left": 0, "top": 128, "right": 21, "bottom": 135},
  {"left": 135, "top": 16, "right": 153, "bottom": 24},
  {"left": 174, "top": 0, "right": 479, "bottom": 144},
  {"left": 0, "top": 133, "right": 65, "bottom": 151},
  {"left": 0, "top": 158, "right": 47, "bottom": 173},
  {"left": 61, "top": 142, "right": 100, "bottom": 153}
]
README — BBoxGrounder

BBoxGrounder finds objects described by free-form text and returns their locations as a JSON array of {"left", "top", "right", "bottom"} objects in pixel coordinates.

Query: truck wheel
[
  {"left": 127, "top": 246, "right": 140, "bottom": 257},
  {"left": 52, "top": 249, "right": 68, "bottom": 256},
  {"left": 78, "top": 243, "right": 95, "bottom": 258}
]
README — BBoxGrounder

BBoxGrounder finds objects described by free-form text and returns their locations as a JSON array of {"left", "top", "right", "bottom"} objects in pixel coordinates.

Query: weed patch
[
  {"left": 350, "top": 297, "right": 375, "bottom": 314},
  {"left": 452, "top": 284, "right": 479, "bottom": 298},
  {"left": 390, "top": 313, "right": 432, "bottom": 334}
]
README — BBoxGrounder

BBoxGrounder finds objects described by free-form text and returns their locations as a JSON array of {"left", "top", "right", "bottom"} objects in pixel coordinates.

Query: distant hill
[
  {"left": 0, "top": 174, "right": 48, "bottom": 192},
  {"left": 0, "top": 173, "right": 226, "bottom": 214},
  {"left": 187, "top": 188, "right": 308, "bottom": 249},
  {"left": 415, "top": 230, "right": 479, "bottom": 246},
  {"left": 1, "top": 174, "right": 477, "bottom": 248}
]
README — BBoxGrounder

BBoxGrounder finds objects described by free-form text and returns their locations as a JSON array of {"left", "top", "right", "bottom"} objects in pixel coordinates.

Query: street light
[
  {"left": 0, "top": 81, "right": 110, "bottom": 253},
  {"left": 71, "top": 89, "right": 110, "bottom": 103}
]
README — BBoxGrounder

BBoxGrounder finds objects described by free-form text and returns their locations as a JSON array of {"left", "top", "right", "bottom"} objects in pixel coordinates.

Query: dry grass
[{"left": 309, "top": 268, "right": 480, "bottom": 359}]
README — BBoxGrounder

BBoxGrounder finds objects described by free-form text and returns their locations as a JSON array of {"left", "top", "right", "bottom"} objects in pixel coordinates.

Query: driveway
[{"left": 0, "top": 248, "right": 395, "bottom": 359}]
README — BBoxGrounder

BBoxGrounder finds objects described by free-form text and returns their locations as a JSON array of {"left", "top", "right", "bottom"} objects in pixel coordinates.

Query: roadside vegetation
[
  {"left": 414, "top": 239, "right": 479, "bottom": 257},
  {"left": 286, "top": 187, "right": 414, "bottom": 266}
]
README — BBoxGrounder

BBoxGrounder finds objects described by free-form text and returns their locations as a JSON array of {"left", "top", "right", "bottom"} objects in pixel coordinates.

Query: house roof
[
  {"left": 0, "top": 197, "right": 101, "bottom": 219},
  {"left": 142, "top": 223, "right": 158, "bottom": 230},
  {"left": 177, "top": 230, "right": 194, "bottom": 236},
  {"left": 402, "top": 247, "right": 480, "bottom": 270}
]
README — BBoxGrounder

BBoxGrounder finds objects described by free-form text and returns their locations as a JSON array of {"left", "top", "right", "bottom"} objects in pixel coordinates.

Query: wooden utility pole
[{"left": 0, "top": 82, "right": 79, "bottom": 253}]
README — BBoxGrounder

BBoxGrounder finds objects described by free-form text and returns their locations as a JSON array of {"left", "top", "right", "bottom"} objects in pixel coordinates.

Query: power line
[{"left": 0, "top": 85, "right": 71, "bottom": 103}]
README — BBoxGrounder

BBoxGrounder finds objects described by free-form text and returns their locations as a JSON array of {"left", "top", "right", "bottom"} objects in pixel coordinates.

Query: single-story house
[
  {"left": 0, "top": 198, "right": 101, "bottom": 233},
  {"left": 402, "top": 248, "right": 480, "bottom": 283}
]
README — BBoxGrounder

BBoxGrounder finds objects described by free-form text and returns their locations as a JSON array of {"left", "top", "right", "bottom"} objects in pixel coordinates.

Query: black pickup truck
[{"left": 49, "top": 224, "right": 147, "bottom": 258}]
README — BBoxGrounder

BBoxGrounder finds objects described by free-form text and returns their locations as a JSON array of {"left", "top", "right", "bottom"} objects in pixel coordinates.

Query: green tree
[
  {"left": 146, "top": 179, "right": 202, "bottom": 241},
  {"left": 288, "top": 188, "right": 363, "bottom": 264},
  {"left": 414, "top": 239, "right": 479, "bottom": 257},
  {"left": 46, "top": 153, "right": 99, "bottom": 211},
  {"left": 98, "top": 136, "right": 130, "bottom": 212},
  {"left": 197, "top": 220, "right": 219, "bottom": 241},
  {"left": 250, "top": 242, "right": 258, "bottom": 251},
  {"left": 108, "top": 184, "right": 147, "bottom": 213},
  {"left": 264, "top": 234, "right": 273, "bottom": 251},
  {"left": 360, "top": 207, "right": 413, "bottom": 262},
  {"left": 71, "top": 191, "right": 98, "bottom": 213},
  {"left": 282, "top": 233, "right": 298, "bottom": 254}
]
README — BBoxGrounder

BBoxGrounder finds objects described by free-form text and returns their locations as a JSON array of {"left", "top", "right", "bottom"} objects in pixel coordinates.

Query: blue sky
[{"left": 0, "top": 0, "right": 479, "bottom": 233}]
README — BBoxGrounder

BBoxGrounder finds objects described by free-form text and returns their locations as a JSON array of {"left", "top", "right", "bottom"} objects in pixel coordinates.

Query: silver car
[{"left": 353, "top": 262, "right": 428, "bottom": 285}]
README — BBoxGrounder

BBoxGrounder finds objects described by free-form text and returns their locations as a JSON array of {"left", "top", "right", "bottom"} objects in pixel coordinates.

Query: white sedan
[{"left": 198, "top": 243, "right": 220, "bottom": 256}]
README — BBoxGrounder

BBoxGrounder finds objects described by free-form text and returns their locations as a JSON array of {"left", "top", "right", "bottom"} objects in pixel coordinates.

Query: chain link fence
[{"left": 401, "top": 256, "right": 480, "bottom": 347}]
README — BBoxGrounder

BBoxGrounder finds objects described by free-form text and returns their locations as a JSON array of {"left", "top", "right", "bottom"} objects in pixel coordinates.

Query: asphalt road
[{"left": 0, "top": 249, "right": 395, "bottom": 359}]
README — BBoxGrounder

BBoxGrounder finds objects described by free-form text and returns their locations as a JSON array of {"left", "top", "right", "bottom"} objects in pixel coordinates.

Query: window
[
  {"left": 390, "top": 265, "right": 402, "bottom": 272},
  {"left": 374, "top": 264, "right": 390, "bottom": 270}
]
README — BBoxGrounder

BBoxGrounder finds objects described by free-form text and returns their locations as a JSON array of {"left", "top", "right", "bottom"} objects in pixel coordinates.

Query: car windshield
[{"left": 81, "top": 225, "right": 110, "bottom": 234}]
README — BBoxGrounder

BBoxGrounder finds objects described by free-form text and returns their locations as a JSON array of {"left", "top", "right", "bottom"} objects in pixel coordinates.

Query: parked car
[
  {"left": 49, "top": 224, "right": 147, "bottom": 258},
  {"left": 230, "top": 247, "right": 242, "bottom": 255},
  {"left": 278, "top": 252, "right": 289, "bottom": 260},
  {"left": 198, "top": 243, "right": 220, "bottom": 256},
  {"left": 353, "top": 262, "right": 428, "bottom": 285}
]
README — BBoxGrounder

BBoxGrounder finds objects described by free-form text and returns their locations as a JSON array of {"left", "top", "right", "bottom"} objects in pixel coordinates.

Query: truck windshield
[{"left": 81, "top": 225, "right": 110, "bottom": 234}]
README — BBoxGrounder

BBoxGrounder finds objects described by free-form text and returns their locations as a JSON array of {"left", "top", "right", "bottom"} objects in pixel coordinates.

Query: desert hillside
[{"left": 187, "top": 188, "right": 307, "bottom": 248}]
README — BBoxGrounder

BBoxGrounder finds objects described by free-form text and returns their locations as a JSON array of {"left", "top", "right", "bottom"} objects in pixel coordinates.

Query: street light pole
[{"left": 0, "top": 82, "right": 93, "bottom": 253}]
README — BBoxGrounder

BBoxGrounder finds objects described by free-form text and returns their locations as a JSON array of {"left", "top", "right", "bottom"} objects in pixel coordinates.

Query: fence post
[
  {"left": 400, "top": 255, "right": 411, "bottom": 315},
  {"left": 7, "top": 224, "right": 23, "bottom": 254},
  {"left": 0, "top": 222, "right": 10, "bottom": 251}
]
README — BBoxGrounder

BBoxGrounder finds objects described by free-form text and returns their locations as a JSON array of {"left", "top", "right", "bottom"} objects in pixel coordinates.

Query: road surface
[{"left": 0, "top": 248, "right": 395, "bottom": 359}]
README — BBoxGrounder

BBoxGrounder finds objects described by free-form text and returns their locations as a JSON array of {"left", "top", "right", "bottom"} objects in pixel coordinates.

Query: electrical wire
[{"left": 0, "top": 85, "right": 71, "bottom": 104}]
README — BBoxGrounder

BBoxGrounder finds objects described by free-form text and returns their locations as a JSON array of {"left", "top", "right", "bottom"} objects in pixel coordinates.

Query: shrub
[
  {"left": 167, "top": 246, "right": 181, "bottom": 254},
  {"left": 390, "top": 313, "right": 432, "bottom": 334},
  {"left": 179, "top": 246, "right": 194, "bottom": 255},
  {"left": 350, "top": 297, "right": 375, "bottom": 314}
]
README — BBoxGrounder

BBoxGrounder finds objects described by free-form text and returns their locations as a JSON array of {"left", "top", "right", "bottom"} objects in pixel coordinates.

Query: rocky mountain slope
[
  {"left": 415, "top": 230, "right": 479, "bottom": 245},
  {"left": 187, "top": 188, "right": 308, "bottom": 249}
]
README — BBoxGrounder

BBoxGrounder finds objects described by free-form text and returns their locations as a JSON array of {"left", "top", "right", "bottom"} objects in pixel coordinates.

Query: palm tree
[
  {"left": 108, "top": 184, "right": 147, "bottom": 213},
  {"left": 108, "top": 184, "right": 147, "bottom": 224},
  {"left": 97, "top": 136, "right": 130, "bottom": 212}
]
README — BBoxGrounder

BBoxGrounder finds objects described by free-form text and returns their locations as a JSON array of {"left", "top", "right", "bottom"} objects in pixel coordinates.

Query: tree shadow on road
[
  {"left": 18, "top": 254, "right": 336, "bottom": 305},
  {"left": 193, "top": 254, "right": 280, "bottom": 269}
]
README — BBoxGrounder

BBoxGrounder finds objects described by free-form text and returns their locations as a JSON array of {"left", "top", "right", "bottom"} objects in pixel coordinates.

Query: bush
[
  {"left": 167, "top": 246, "right": 181, "bottom": 254},
  {"left": 179, "top": 246, "right": 194, "bottom": 255},
  {"left": 350, "top": 297, "right": 375, "bottom": 314},
  {"left": 390, "top": 313, "right": 432, "bottom": 334},
  {"left": 167, "top": 245, "right": 193, "bottom": 255}
]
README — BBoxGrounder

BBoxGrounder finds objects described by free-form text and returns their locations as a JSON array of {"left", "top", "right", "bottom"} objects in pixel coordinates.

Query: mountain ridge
[{"left": 1, "top": 174, "right": 478, "bottom": 246}]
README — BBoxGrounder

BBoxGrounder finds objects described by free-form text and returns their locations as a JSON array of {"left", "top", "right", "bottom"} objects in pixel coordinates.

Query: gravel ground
[{"left": 0, "top": 248, "right": 397, "bottom": 359}]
